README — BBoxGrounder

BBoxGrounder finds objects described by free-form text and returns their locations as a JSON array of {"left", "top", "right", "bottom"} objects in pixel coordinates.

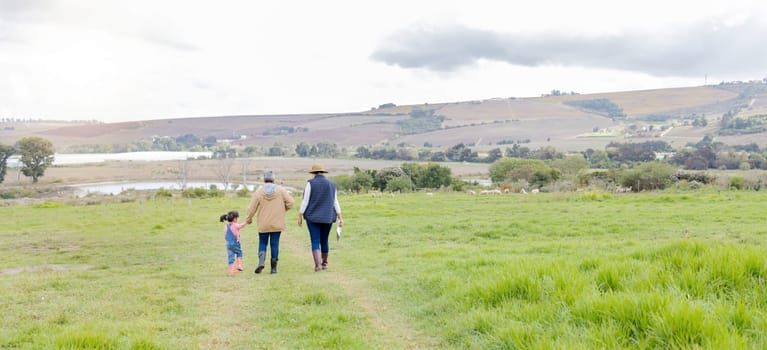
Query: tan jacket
[{"left": 245, "top": 184, "right": 294, "bottom": 233}]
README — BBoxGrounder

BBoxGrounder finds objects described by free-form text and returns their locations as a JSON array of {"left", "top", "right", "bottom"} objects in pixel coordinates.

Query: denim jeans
[
  {"left": 226, "top": 241, "right": 242, "bottom": 265},
  {"left": 258, "top": 232, "right": 281, "bottom": 260},
  {"left": 306, "top": 220, "right": 332, "bottom": 253}
]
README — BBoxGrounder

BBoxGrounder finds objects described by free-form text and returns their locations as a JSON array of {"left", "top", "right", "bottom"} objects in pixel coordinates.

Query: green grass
[{"left": 1, "top": 190, "right": 767, "bottom": 348}]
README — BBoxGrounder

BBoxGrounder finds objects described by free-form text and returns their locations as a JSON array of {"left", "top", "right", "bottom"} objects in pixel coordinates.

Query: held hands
[{"left": 246, "top": 218, "right": 253, "bottom": 225}]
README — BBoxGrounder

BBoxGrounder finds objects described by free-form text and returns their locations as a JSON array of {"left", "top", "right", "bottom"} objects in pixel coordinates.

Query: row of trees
[
  {"left": 332, "top": 163, "right": 457, "bottom": 193},
  {"left": 0, "top": 137, "right": 55, "bottom": 184}
]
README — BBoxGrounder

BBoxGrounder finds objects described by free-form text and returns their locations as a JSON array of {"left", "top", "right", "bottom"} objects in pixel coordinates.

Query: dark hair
[{"left": 219, "top": 210, "right": 239, "bottom": 222}]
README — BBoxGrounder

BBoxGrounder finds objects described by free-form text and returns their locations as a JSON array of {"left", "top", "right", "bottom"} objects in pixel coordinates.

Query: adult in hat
[
  {"left": 298, "top": 163, "right": 344, "bottom": 272},
  {"left": 245, "top": 169, "right": 294, "bottom": 274}
]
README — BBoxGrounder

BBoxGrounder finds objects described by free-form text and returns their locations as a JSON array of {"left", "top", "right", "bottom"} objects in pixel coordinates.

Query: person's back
[
  {"left": 304, "top": 174, "right": 337, "bottom": 224},
  {"left": 245, "top": 170, "right": 294, "bottom": 274},
  {"left": 250, "top": 182, "right": 294, "bottom": 233}
]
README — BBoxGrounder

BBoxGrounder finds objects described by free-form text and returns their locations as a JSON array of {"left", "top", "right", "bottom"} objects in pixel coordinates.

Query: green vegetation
[
  {"left": 2, "top": 191, "right": 767, "bottom": 348},
  {"left": 489, "top": 158, "right": 560, "bottom": 188},
  {"left": 398, "top": 109, "right": 446, "bottom": 135},
  {"left": 17, "top": 136, "right": 55, "bottom": 183},
  {"left": 0, "top": 143, "right": 14, "bottom": 184},
  {"left": 719, "top": 114, "right": 767, "bottom": 136},
  {"left": 565, "top": 98, "right": 627, "bottom": 120}
]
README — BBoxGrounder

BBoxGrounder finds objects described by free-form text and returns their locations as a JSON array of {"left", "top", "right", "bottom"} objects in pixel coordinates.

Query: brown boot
[
  {"left": 312, "top": 250, "right": 322, "bottom": 272},
  {"left": 321, "top": 253, "right": 328, "bottom": 270}
]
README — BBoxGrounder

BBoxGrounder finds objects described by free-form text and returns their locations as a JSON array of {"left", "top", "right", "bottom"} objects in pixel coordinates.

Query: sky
[{"left": 1, "top": 0, "right": 766, "bottom": 123}]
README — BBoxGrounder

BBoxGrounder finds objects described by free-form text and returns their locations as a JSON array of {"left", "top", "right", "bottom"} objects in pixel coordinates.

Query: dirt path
[{"left": 281, "top": 231, "right": 441, "bottom": 349}]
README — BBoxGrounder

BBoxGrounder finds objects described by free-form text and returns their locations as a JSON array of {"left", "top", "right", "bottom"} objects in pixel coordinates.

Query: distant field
[
  {"left": 545, "top": 86, "right": 738, "bottom": 116},
  {"left": 3, "top": 83, "right": 766, "bottom": 152},
  {"left": 2, "top": 190, "right": 766, "bottom": 348}
]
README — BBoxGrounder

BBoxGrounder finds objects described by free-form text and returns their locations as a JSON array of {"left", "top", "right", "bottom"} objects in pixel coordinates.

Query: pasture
[{"left": 1, "top": 190, "right": 767, "bottom": 349}]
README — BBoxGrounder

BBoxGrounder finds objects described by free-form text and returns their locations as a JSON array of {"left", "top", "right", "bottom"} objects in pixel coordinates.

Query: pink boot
[
  {"left": 229, "top": 265, "right": 237, "bottom": 275},
  {"left": 236, "top": 258, "right": 244, "bottom": 271}
]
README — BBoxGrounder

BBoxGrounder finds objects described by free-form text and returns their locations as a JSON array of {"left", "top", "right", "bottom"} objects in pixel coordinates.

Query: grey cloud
[{"left": 371, "top": 19, "right": 767, "bottom": 77}]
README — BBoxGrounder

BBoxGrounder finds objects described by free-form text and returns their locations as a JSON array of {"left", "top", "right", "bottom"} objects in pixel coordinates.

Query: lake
[
  {"left": 6, "top": 151, "right": 212, "bottom": 167},
  {"left": 73, "top": 181, "right": 256, "bottom": 197}
]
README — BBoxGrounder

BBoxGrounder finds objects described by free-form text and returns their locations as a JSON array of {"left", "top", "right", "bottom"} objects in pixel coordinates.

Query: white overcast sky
[{"left": 1, "top": 0, "right": 766, "bottom": 122}]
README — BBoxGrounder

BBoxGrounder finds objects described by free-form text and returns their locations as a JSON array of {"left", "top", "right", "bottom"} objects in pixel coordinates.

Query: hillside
[{"left": 2, "top": 81, "right": 766, "bottom": 152}]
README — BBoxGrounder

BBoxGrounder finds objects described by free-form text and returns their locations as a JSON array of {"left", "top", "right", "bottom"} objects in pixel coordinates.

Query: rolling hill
[{"left": 2, "top": 81, "right": 766, "bottom": 153}]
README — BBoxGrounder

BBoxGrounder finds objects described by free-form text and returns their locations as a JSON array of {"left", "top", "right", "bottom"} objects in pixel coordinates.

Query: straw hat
[{"left": 309, "top": 163, "right": 328, "bottom": 173}]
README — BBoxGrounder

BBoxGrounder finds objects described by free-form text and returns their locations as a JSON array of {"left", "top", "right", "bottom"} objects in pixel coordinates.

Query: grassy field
[{"left": 2, "top": 190, "right": 767, "bottom": 349}]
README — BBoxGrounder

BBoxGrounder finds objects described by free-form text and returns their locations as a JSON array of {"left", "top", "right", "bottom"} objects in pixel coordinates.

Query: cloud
[
  {"left": 140, "top": 30, "right": 199, "bottom": 52},
  {"left": 371, "top": 18, "right": 767, "bottom": 78},
  {"left": 0, "top": 0, "right": 51, "bottom": 23}
]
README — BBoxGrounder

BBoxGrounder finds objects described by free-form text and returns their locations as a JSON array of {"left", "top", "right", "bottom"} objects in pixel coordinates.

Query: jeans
[
  {"left": 258, "top": 232, "right": 281, "bottom": 260},
  {"left": 306, "top": 220, "right": 332, "bottom": 253},
  {"left": 226, "top": 241, "right": 242, "bottom": 265}
]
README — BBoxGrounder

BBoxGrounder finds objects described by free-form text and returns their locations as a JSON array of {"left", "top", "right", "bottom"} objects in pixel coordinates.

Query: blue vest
[{"left": 304, "top": 175, "right": 337, "bottom": 224}]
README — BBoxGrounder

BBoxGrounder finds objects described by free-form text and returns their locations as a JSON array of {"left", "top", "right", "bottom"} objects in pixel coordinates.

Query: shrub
[
  {"left": 236, "top": 188, "right": 250, "bottom": 197},
  {"left": 155, "top": 188, "right": 173, "bottom": 198},
  {"left": 34, "top": 201, "right": 66, "bottom": 208},
  {"left": 620, "top": 162, "right": 677, "bottom": 191},
  {"left": 384, "top": 176, "right": 412, "bottom": 193},
  {"left": 182, "top": 188, "right": 208, "bottom": 198},
  {"left": 730, "top": 176, "right": 745, "bottom": 190},
  {"left": 490, "top": 158, "right": 559, "bottom": 187}
]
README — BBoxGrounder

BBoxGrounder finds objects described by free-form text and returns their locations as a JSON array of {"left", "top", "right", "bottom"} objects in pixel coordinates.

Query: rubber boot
[
  {"left": 270, "top": 258, "right": 278, "bottom": 274},
  {"left": 312, "top": 250, "right": 322, "bottom": 272},
  {"left": 236, "top": 257, "right": 244, "bottom": 271},
  {"left": 255, "top": 251, "right": 266, "bottom": 274},
  {"left": 228, "top": 265, "right": 236, "bottom": 276},
  {"left": 321, "top": 253, "right": 328, "bottom": 270}
]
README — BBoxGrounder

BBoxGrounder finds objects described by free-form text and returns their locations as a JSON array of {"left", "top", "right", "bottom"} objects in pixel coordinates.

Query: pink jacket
[{"left": 224, "top": 222, "right": 248, "bottom": 242}]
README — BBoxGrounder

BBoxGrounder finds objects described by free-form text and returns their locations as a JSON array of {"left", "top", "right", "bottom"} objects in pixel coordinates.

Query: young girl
[{"left": 220, "top": 210, "right": 248, "bottom": 275}]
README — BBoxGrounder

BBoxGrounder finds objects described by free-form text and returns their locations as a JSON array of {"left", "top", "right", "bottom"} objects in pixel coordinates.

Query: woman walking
[
  {"left": 297, "top": 163, "right": 343, "bottom": 272},
  {"left": 245, "top": 170, "right": 294, "bottom": 274}
]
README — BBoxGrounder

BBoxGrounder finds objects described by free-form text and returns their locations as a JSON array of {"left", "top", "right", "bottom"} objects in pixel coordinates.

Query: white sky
[{"left": 1, "top": 0, "right": 765, "bottom": 122}]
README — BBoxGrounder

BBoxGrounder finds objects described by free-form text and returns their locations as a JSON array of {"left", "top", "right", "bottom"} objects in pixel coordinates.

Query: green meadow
[{"left": 2, "top": 190, "right": 767, "bottom": 349}]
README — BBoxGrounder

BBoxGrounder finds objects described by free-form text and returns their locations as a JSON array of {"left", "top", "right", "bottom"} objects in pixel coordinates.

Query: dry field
[{"left": 3, "top": 83, "right": 766, "bottom": 153}]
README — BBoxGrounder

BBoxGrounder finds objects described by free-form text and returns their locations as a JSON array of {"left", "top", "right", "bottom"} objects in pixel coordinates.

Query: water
[
  {"left": 6, "top": 151, "right": 213, "bottom": 167},
  {"left": 73, "top": 181, "right": 256, "bottom": 197}
]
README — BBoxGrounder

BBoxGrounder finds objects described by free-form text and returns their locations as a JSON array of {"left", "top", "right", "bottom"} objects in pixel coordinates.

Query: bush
[
  {"left": 34, "top": 201, "right": 66, "bottom": 208},
  {"left": 155, "top": 188, "right": 173, "bottom": 198},
  {"left": 182, "top": 188, "right": 208, "bottom": 198},
  {"left": 490, "top": 158, "right": 559, "bottom": 186},
  {"left": 730, "top": 176, "right": 745, "bottom": 190},
  {"left": 384, "top": 176, "right": 412, "bottom": 193},
  {"left": 675, "top": 172, "right": 716, "bottom": 184},
  {"left": 620, "top": 162, "right": 678, "bottom": 191},
  {"left": 236, "top": 188, "right": 250, "bottom": 198},
  {"left": 332, "top": 174, "right": 353, "bottom": 192}
]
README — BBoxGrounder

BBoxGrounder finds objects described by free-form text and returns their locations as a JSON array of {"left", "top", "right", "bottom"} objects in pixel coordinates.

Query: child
[{"left": 220, "top": 210, "right": 248, "bottom": 275}]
